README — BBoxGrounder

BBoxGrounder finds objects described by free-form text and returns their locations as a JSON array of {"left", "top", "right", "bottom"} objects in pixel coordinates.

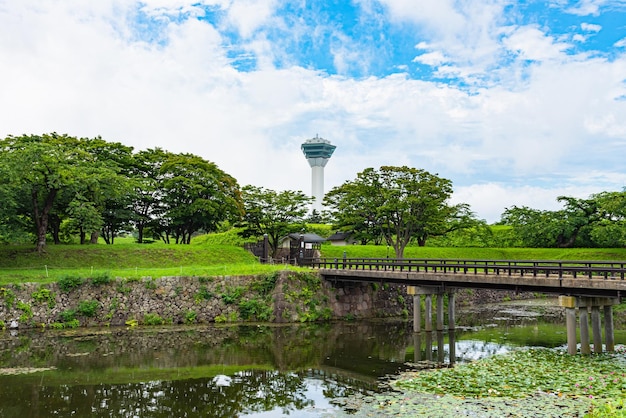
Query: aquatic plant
[{"left": 394, "top": 346, "right": 626, "bottom": 416}]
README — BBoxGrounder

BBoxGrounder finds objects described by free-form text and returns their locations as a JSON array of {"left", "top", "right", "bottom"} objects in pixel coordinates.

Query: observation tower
[{"left": 301, "top": 135, "right": 336, "bottom": 212}]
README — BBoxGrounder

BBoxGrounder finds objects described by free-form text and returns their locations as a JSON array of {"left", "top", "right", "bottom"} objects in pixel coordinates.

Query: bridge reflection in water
[{"left": 311, "top": 257, "right": 626, "bottom": 355}]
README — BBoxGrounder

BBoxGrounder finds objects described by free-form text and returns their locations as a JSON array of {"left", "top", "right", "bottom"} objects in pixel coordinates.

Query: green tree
[
  {"left": 158, "top": 153, "right": 243, "bottom": 244},
  {"left": 239, "top": 186, "right": 313, "bottom": 257},
  {"left": 80, "top": 137, "right": 135, "bottom": 244},
  {"left": 0, "top": 133, "right": 133, "bottom": 250},
  {"left": 129, "top": 148, "right": 170, "bottom": 243},
  {"left": 325, "top": 166, "right": 456, "bottom": 258},
  {"left": 501, "top": 196, "right": 599, "bottom": 248},
  {"left": 0, "top": 134, "right": 94, "bottom": 252},
  {"left": 588, "top": 190, "right": 626, "bottom": 247},
  {"left": 324, "top": 170, "right": 384, "bottom": 245}
]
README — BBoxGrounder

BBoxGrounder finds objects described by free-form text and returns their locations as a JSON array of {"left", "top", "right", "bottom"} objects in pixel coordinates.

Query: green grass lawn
[
  {"left": 320, "top": 244, "right": 626, "bottom": 261},
  {"left": 1, "top": 235, "right": 625, "bottom": 285},
  {"left": 0, "top": 239, "right": 299, "bottom": 285}
]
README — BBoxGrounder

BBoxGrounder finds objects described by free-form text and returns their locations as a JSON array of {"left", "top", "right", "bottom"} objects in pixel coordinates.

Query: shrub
[
  {"left": 143, "top": 313, "right": 165, "bottom": 325},
  {"left": 77, "top": 300, "right": 99, "bottom": 317},
  {"left": 59, "top": 309, "right": 77, "bottom": 323},
  {"left": 50, "top": 320, "right": 79, "bottom": 329},
  {"left": 91, "top": 272, "right": 112, "bottom": 286},
  {"left": 195, "top": 286, "right": 213, "bottom": 303},
  {"left": 221, "top": 286, "right": 244, "bottom": 305},
  {"left": 31, "top": 287, "right": 56, "bottom": 308},
  {"left": 58, "top": 275, "right": 85, "bottom": 292},
  {"left": 251, "top": 272, "right": 279, "bottom": 296},
  {"left": 17, "top": 301, "right": 33, "bottom": 321},
  {"left": 185, "top": 310, "right": 197, "bottom": 324},
  {"left": 239, "top": 299, "right": 272, "bottom": 321},
  {"left": 64, "top": 319, "right": 80, "bottom": 329},
  {"left": 0, "top": 287, "right": 16, "bottom": 308}
]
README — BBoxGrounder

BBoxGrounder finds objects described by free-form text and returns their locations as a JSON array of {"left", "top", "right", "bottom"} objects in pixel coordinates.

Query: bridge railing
[{"left": 307, "top": 258, "right": 626, "bottom": 280}]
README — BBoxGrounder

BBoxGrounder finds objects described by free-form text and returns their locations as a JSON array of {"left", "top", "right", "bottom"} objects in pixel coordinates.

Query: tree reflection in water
[{"left": 0, "top": 318, "right": 569, "bottom": 417}]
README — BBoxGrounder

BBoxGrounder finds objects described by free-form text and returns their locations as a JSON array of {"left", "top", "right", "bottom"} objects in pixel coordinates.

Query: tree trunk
[
  {"left": 49, "top": 214, "right": 61, "bottom": 245},
  {"left": 137, "top": 223, "right": 144, "bottom": 243},
  {"left": 33, "top": 188, "right": 58, "bottom": 253},
  {"left": 90, "top": 231, "right": 99, "bottom": 244}
]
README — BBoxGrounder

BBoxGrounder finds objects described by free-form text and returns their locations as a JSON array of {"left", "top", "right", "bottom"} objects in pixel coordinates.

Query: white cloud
[
  {"left": 1, "top": 0, "right": 625, "bottom": 224},
  {"left": 413, "top": 51, "right": 448, "bottom": 66},
  {"left": 581, "top": 22, "right": 602, "bottom": 32},
  {"left": 451, "top": 182, "right": 621, "bottom": 223},
  {"left": 502, "top": 25, "right": 572, "bottom": 61},
  {"left": 225, "top": 0, "right": 279, "bottom": 39},
  {"left": 565, "top": 0, "right": 608, "bottom": 16}
]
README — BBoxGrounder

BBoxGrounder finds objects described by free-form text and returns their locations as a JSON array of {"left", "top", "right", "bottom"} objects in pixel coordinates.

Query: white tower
[{"left": 301, "top": 135, "right": 336, "bottom": 213}]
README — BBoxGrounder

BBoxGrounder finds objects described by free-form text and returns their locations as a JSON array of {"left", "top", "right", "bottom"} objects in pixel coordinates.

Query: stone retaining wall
[{"left": 0, "top": 271, "right": 412, "bottom": 329}]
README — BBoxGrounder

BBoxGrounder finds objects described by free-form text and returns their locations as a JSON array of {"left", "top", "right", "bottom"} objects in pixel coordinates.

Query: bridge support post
[
  {"left": 413, "top": 332, "right": 422, "bottom": 362},
  {"left": 436, "top": 294, "right": 444, "bottom": 331},
  {"left": 591, "top": 306, "right": 602, "bottom": 353},
  {"left": 448, "top": 292, "right": 456, "bottom": 330},
  {"left": 565, "top": 305, "right": 578, "bottom": 355},
  {"left": 424, "top": 295, "right": 432, "bottom": 332},
  {"left": 413, "top": 295, "right": 421, "bottom": 333},
  {"left": 408, "top": 286, "right": 456, "bottom": 334},
  {"left": 559, "top": 296, "right": 619, "bottom": 355},
  {"left": 605, "top": 305, "right": 615, "bottom": 352},
  {"left": 579, "top": 307, "right": 590, "bottom": 355}
]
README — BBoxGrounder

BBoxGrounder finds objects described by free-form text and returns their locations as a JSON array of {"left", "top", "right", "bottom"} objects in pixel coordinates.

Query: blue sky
[{"left": 1, "top": 0, "right": 626, "bottom": 222}]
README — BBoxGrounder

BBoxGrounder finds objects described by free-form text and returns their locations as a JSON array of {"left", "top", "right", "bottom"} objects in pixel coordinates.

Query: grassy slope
[
  {"left": 320, "top": 244, "right": 626, "bottom": 261},
  {"left": 0, "top": 235, "right": 292, "bottom": 284},
  {"left": 1, "top": 233, "right": 625, "bottom": 285}
]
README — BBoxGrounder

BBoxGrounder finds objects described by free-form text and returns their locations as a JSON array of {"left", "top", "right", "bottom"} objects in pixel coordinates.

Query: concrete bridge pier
[
  {"left": 408, "top": 286, "right": 455, "bottom": 333},
  {"left": 559, "top": 296, "right": 619, "bottom": 355}
]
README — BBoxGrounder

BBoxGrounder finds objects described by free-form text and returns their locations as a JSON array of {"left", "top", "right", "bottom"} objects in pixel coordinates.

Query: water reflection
[{"left": 0, "top": 319, "right": 575, "bottom": 417}]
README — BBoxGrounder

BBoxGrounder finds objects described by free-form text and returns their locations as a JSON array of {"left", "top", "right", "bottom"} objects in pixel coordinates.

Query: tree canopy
[
  {"left": 500, "top": 191, "right": 626, "bottom": 248},
  {"left": 0, "top": 134, "right": 242, "bottom": 250},
  {"left": 238, "top": 186, "right": 312, "bottom": 257},
  {"left": 324, "top": 166, "right": 467, "bottom": 258}
]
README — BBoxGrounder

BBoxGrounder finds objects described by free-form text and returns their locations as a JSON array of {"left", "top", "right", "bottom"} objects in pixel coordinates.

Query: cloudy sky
[{"left": 1, "top": 0, "right": 626, "bottom": 223}]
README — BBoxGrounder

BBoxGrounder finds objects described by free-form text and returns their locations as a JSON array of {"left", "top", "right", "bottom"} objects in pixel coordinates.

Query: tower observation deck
[{"left": 301, "top": 135, "right": 336, "bottom": 212}]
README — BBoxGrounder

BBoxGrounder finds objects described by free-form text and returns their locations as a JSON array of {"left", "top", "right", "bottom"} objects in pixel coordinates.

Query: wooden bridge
[{"left": 307, "top": 257, "right": 626, "bottom": 355}]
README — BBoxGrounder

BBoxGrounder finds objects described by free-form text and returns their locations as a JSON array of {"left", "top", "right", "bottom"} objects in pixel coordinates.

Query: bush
[
  {"left": 59, "top": 309, "right": 77, "bottom": 323},
  {"left": 0, "top": 287, "right": 16, "bottom": 308},
  {"left": 195, "top": 286, "right": 213, "bottom": 303},
  {"left": 143, "top": 313, "right": 165, "bottom": 325},
  {"left": 251, "top": 272, "right": 279, "bottom": 296},
  {"left": 77, "top": 300, "right": 99, "bottom": 317},
  {"left": 185, "top": 310, "right": 197, "bottom": 324},
  {"left": 239, "top": 299, "right": 272, "bottom": 321},
  {"left": 58, "top": 275, "right": 85, "bottom": 292},
  {"left": 91, "top": 272, "right": 112, "bottom": 286},
  {"left": 221, "top": 286, "right": 244, "bottom": 305},
  {"left": 17, "top": 301, "right": 33, "bottom": 321},
  {"left": 31, "top": 287, "right": 56, "bottom": 308}
]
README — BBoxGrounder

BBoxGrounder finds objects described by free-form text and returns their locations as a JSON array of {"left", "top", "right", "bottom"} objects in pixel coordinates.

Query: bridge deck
[{"left": 310, "top": 258, "right": 626, "bottom": 298}]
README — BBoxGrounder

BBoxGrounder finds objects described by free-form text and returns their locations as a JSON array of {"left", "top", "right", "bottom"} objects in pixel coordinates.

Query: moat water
[{"left": 1, "top": 299, "right": 625, "bottom": 417}]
